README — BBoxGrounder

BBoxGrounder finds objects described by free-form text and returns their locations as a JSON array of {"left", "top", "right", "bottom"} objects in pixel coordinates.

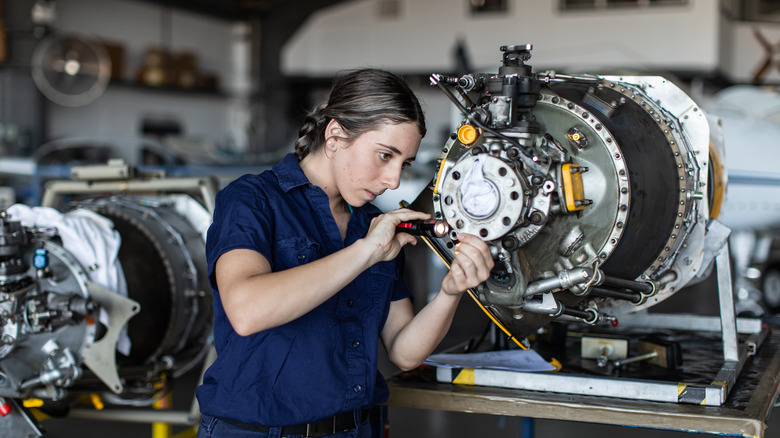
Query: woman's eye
[
  {"left": 402, "top": 162, "right": 412, "bottom": 169},
  {"left": 379, "top": 152, "right": 391, "bottom": 161}
]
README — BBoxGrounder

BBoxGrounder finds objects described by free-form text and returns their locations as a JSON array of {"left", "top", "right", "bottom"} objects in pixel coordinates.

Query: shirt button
[
  {"left": 346, "top": 300, "right": 354, "bottom": 307},
  {"left": 353, "top": 385, "right": 362, "bottom": 393},
  {"left": 352, "top": 341, "right": 360, "bottom": 348},
  {"left": 297, "top": 254, "right": 306, "bottom": 261}
]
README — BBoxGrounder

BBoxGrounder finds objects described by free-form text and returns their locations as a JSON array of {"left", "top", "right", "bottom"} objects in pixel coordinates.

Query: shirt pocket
[
  {"left": 273, "top": 237, "right": 321, "bottom": 270},
  {"left": 368, "top": 260, "right": 399, "bottom": 320},
  {"left": 369, "top": 260, "right": 399, "bottom": 280}
]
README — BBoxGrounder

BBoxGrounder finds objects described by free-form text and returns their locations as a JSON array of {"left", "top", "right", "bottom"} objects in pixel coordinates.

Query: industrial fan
[{"left": 31, "top": 34, "right": 111, "bottom": 107}]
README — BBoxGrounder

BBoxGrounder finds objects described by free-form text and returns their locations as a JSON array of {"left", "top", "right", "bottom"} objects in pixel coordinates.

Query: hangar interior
[{"left": 2, "top": 0, "right": 780, "bottom": 437}]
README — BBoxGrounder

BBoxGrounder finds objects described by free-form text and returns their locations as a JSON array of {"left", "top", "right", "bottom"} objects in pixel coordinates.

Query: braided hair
[{"left": 294, "top": 68, "right": 426, "bottom": 161}]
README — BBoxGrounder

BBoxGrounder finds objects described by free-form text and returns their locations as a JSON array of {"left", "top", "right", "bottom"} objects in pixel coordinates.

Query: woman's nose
[{"left": 383, "top": 166, "right": 402, "bottom": 190}]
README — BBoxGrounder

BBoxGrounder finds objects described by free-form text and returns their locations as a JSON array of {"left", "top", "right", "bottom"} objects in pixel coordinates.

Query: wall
[
  {"left": 27, "top": 0, "right": 776, "bottom": 165},
  {"left": 40, "top": 0, "right": 251, "bottom": 163},
  {"left": 283, "top": 0, "right": 720, "bottom": 75},
  {"left": 0, "top": 0, "right": 47, "bottom": 157},
  {"left": 282, "top": 0, "right": 721, "bottom": 168},
  {"left": 719, "top": 16, "right": 780, "bottom": 84}
]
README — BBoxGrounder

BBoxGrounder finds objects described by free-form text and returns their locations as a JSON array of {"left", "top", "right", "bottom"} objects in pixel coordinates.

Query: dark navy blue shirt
[{"left": 196, "top": 153, "right": 411, "bottom": 427}]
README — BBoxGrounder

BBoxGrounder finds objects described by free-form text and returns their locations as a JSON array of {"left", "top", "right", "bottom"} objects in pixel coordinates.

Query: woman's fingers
[
  {"left": 385, "top": 208, "right": 432, "bottom": 225},
  {"left": 364, "top": 209, "right": 431, "bottom": 262},
  {"left": 443, "top": 233, "right": 494, "bottom": 295},
  {"left": 456, "top": 234, "right": 494, "bottom": 272}
]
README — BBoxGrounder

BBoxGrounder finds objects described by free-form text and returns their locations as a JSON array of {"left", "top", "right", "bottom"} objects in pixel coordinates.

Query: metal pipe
[
  {"left": 430, "top": 74, "right": 470, "bottom": 117},
  {"left": 590, "top": 286, "right": 642, "bottom": 304},
  {"left": 560, "top": 307, "right": 601, "bottom": 325},
  {"left": 523, "top": 267, "right": 593, "bottom": 297},
  {"left": 562, "top": 307, "right": 591, "bottom": 320},
  {"left": 523, "top": 296, "right": 563, "bottom": 317},
  {"left": 68, "top": 408, "right": 198, "bottom": 425},
  {"left": 614, "top": 351, "right": 657, "bottom": 368},
  {"left": 601, "top": 275, "right": 653, "bottom": 293}
]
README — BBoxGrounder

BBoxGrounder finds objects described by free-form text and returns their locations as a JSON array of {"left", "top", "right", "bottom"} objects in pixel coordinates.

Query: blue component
[{"left": 33, "top": 248, "right": 48, "bottom": 269}]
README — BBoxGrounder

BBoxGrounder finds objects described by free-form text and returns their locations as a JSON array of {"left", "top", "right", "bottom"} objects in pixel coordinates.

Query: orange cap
[{"left": 457, "top": 124, "right": 478, "bottom": 145}]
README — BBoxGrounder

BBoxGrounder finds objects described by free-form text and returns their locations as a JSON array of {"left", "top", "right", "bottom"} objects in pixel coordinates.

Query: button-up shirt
[{"left": 196, "top": 153, "right": 411, "bottom": 426}]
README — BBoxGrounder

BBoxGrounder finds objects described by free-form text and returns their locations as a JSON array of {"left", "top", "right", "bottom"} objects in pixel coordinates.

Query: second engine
[{"left": 0, "top": 167, "right": 215, "bottom": 436}]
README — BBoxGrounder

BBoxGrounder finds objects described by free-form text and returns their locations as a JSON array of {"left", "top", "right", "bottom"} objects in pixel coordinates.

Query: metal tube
[
  {"left": 716, "top": 243, "right": 739, "bottom": 362},
  {"left": 614, "top": 351, "right": 657, "bottom": 368},
  {"left": 523, "top": 268, "right": 593, "bottom": 297},
  {"left": 590, "top": 286, "right": 642, "bottom": 304},
  {"left": 68, "top": 408, "right": 198, "bottom": 425},
  {"left": 562, "top": 307, "right": 591, "bottom": 319},
  {"left": 601, "top": 275, "right": 653, "bottom": 293},
  {"left": 430, "top": 74, "right": 470, "bottom": 117},
  {"left": 523, "top": 297, "right": 563, "bottom": 317}
]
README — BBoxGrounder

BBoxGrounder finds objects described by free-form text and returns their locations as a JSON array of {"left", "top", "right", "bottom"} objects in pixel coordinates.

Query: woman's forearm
[
  {"left": 219, "top": 239, "right": 376, "bottom": 335},
  {"left": 386, "top": 290, "right": 463, "bottom": 370}
]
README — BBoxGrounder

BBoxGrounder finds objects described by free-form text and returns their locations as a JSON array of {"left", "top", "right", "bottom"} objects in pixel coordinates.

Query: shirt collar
[
  {"left": 271, "top": 153, "right": 380, "bottom": 227},
  {"left": 272, "top": 153, "right": 310, "bottom": 192}
]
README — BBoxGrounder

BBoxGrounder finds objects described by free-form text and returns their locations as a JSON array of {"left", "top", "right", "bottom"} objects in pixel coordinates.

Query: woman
[{"left": 196, "top": 68, "right": 493, "bottom": 437}]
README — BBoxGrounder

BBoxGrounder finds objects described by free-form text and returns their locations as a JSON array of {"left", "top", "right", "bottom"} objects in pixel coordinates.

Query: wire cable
[{"left": 419, "top": 234, "right": 529, "bottom": 350}]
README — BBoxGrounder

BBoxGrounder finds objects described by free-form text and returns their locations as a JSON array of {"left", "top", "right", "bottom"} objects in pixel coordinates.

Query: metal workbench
[{"left": 385, "top": 325, "right": 780, "bottom": 437}]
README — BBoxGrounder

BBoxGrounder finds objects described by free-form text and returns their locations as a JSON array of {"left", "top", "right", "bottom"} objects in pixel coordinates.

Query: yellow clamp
[{"left": 561, "top": 163, "right": 586, "bottom": 212}]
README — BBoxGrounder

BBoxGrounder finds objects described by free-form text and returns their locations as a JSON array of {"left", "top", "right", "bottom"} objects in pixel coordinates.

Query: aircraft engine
[
  {"left": 0, "top": 174, "right": 214, "bottom": 436},
  {"left": 417, "top": 44, "right": 726, "bottom": 339}
]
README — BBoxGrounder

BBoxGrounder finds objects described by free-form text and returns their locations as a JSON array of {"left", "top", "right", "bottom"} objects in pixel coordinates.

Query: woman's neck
[{"left": 300, "top": 152, "right": 348, "bottom": 215}]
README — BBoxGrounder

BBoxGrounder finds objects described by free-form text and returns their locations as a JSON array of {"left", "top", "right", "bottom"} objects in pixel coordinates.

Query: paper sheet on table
[{"left": 424, "top": 349, "right": 556, "bottom": 372}]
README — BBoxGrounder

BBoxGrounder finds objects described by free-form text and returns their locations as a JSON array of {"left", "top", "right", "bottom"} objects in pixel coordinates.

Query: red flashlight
[{"left": 395, "top": 219, "right": 450, "bottom": 238}]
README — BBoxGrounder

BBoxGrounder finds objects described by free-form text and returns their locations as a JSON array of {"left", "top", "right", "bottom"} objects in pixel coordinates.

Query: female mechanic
[{"left": 196, "top": 68, "right": 494, "bottom": 437}]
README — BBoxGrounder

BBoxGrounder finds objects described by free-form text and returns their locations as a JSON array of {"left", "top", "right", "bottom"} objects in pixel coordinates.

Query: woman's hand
[
  {"left": 362, "top": 208, "right": 431, "bottom": 265},
  {"left": 441, "top": 233, "right": 494, "bottom": 297},
  {"left": 381, "top": 232, "right": 495, "bottom": 370}
]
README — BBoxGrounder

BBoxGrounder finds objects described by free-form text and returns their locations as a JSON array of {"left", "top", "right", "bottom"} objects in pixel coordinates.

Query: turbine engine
[
  {"left": 0, "top": 167, "right": 214, "bottom": 436},
  {"left": 419, "top": 44, "right": 725, "bottom": 339}
]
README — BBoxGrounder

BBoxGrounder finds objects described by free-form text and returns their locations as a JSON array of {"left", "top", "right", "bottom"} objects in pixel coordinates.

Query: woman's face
[{"left": 332, "top": 121, "right": 422, "bottom": 207}]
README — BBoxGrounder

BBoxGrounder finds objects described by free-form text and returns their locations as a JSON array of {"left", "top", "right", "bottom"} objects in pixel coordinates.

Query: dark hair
[{"left": 294, "top": 68, "right": 426, "bottom": 161}]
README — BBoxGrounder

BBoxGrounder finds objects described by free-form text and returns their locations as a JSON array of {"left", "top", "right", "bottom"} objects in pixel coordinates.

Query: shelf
[{"left": 108, "top": 79, "right": 229, "bottom": 98}]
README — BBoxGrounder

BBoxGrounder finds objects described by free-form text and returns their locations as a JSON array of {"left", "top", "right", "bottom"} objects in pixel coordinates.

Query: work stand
[
  {"left": 387, "top": 243, "right": 780, "bottom": 437},
  {"left": 424, "top": 241, "right": 768, "bottom": 406},
  {"left": 427, "top": 242, "right": 765, "bottom": 406},
  {"left": 63, "top": 346, "right": 215, "bottom": 437},
  {"left": 614, "top": 244, "right": 765, "bottom": 406}
]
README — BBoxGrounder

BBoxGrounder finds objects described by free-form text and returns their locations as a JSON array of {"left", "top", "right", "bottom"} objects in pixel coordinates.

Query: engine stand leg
[
  {"left": 716, "top": 242, "right": 739, "bottom": 362},
  {"left": 152, "top": 375, "right": 173, "bottom": 438}
]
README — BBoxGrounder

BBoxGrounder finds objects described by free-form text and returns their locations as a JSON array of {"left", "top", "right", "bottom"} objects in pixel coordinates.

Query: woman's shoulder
[
  {"left": 213, "top": 174, "right": 279, "bottom": 214},
  {"left": 221, "top": 170, "right": 278, "bottom": 196}
]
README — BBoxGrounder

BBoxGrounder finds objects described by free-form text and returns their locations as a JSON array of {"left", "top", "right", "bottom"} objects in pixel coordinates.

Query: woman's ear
[{"left": 324, "top": 119, "right": 344, "bottom": 145}]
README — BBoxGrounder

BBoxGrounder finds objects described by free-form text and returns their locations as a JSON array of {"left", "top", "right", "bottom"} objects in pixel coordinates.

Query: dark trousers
[{"left": 197, "top": 414, "right": 372, "bottom": 438}]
